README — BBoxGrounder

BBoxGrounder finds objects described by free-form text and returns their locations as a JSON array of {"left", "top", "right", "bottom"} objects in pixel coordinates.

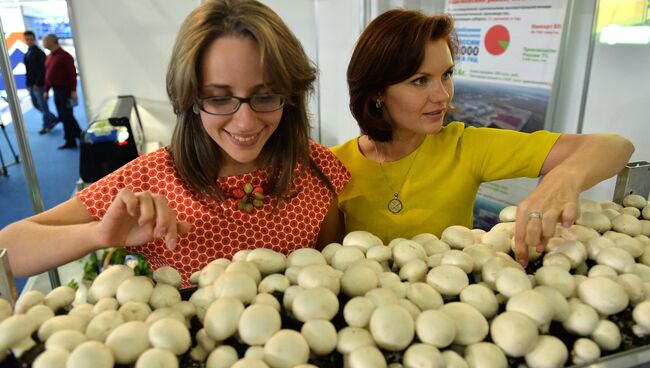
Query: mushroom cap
[
  {"left": 105, "top": 320, "right": 151, "bottom": 364},
  {"left": 404, "top": 343, "right": 444, "bottom": 368},
  {"left": 0, "top": 315, "right": 36, "bottom": 351},
  {"left": 426, "top": 265, "right": 469, "bottom": 296},
  {"left": 292, "top": 287, "right": 339, "bottom": 322},
  {"left": 263, "top": 329, "right": 310, "bottom": 368},
  {"left": 153, "top": 266, "right": 182, "bottom": 288},
  {"left": 591, "top": 319, "right": 622, "bottom": 351},
  {"left": 336, "top": 326, "right": 375, "bottom": 354},
  {"left": 246, "top": 248, "right": 287, "bottom": 275},
  {"left": 67, "top": 341, "right": 114, "bottom": 368},
  {"left": 578, "top": 276, "right": 629, "bottom": 315},
  {"left": 441, "top": 225, "right": 475, "bottom": 250},
  {"left": 459, "top": 284, "right": 498, "bottom": 319},
  {"left": 506, "top": 290, "right": 554, "bottom": 327},
  {"left": 562, "top": 302, "right": 600, "bottom": 336},
  {"left": 135, "top": 348, "right": 179, "bottom": 368},
  {"left": 301, "top": 320, "right": 337, "bottom": 356},
  {"left": 287, "top": 248, "right": 326, "bottom": 268},
  {"left": 439, "top": 302, "right": 489, "bottom": 346},
  {"left": 343, "top": 296, "right": 376, "bottom": 328},
  {"left": 465, "top": 342, "right": 508, "bottom": 368},
  {"left": 369, "top": 304, "right": 414, "bottom": 351},
  {"left": 148, "top": 318, "right": 191, "bottom": 355},
  {"left": 415, "top": 309, "right": 456, "bottom": 348},
  {"left": 490, "top": 311, "right": 538, "bottom": 357},
  {"left": 342, "top": 230, "right": 383, "bottom": 250},
  {"left": 238, "top": 304, "right": 281, "bottom": 346},
  {"left": 203, "top": 297, "right": 244, "bottom": 341},
  {"left": 572, "top": 338, "right": 601, "bottom": 365},
  {"left": 525, "top": 335, "right": 568, "bottom": 368}
]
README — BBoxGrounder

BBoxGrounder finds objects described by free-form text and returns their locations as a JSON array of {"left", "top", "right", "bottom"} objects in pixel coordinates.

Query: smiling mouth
[
  {"left": 225, "top": 130, "right": 261, "bottom": 146},
  {"left": 424, "top": 108, "right": 445, "bottom": 116}
]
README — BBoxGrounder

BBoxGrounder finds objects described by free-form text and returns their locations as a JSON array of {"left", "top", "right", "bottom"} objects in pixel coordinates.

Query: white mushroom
[
  {"left": 38, "top": 315, "right": 85, "bottom": 341},
  {"left": 206, "top": 345, "right": 239, "bottom": 368},
  {"left": 524, "top": 335, "right": 568, "bottom": 368},
  {"left": 198, "top": 264, "right": 226, "bottom": 288},
  {"left": 495, "top": 267, "right": 532, "bottom": 298},
  {"left": 506, "top": 289, "right": 554, "bottom": 329},
  {"left": 336, "top": 326, "right": 375, "bottom": 354},
  {"left": 618, "top": 273, "right": 646, "bottom": 304},
  {"left": 145, "top": 307, "right": 185, "bottom": 326},
  {"left": 292, "top": 287, "right": 339, "bottom": 322},
  {"left": 87, "top": 265, "right": 134, "bottom": 303},
  {"left": 321, "top": 243, "right": 342, "bottom": 264},
  {"left": 578, "top": 276, "right": 629, "bottom": 315},
  {"left": 238, "top": 304, "right": 281, "bottom": 346},
  {"left": 286, "top": 248, "right": 326, "bottom": 268},
  {"left": 43, "top": 286, "right": 76, "bottom": 312},
  {"left": 26, "top": 304, "right": 55, "bottom": 329},
  {"left": 534, "top": 265, "right": 575, "bottom": 298},
  {"left": 426, "top": 265, "right": 469, "bottom": 297},
  {"left": 464, "top": 342, "right": 508, "bottom": 368},
  {"left": 571, "top": 338, "right": 601, "bottom": 364},
  {"left": 542, "top": 252, "right": 572, "bottom": 271},
  {"left": 369, "top": 304, "right": 414, "bottom": 351},
  {"left": 203, "top": 297, "right": 244, "bottom": 341},
  {"left": 440, "top": 250, "right": 474, "bottom": 274},
  {"left": 231, "top": 358, "right": 269, "bottom": 368},
  {"left": 632, "top": 301, "right": 650, "bottom": 337},
  {"left": 459, "top": 284, "right": 498, "bottom": 319},
  {"left": 0, "top": 315, "right": 37, "bottom": 358},
  {"left": 300, "top": 319, "right": 337, "bottom": 356},
  {"left": 403, "top": 343, "right": 444, "bottom": 368},
  {"left": 153, "top": 266, "right": 182, "bottom": 288},
  {"left": 415, "top": 309, "right": 456, "bottom": 348},
  {"left": 330, "top": 246, "right": 366, "bottom": 271},
  {"left": 296, "top": 264, "right": 341, "bottom": 295},
  {"left": 591, "top": 319, "right": 621, "bottom": 351},
  {"left": 116, "top": 276, "right": 154, "bottom": 304},
  {"left": 406, "top": 282, "right": 443, "bottom": 311},
  {"left": 246, "top": 248, "right": 287, "bottom": 275},
  {"left": 577, "top": 211, "right": 612, "bottom": 233},
  {"left": 263, "top": 329, "right": 310, "bottom": 368},
  {"left": 399, "top": 259, "right": 428, "bottom": 282},
  {"left": 341, "top": 264, "right": 379, "bottom": 297},
  {"left": 439, "top": 302, "right": 489, "bottom": 346},
  {"left": 587, "top": 264, "right": 618, "bottom": 280},
  {"left": 342, "top": 230, "right": 383, "bottom": 251},
  {"left": 93, "top": 297, "right": 119, "bottom": 314},
  {"left": 611, "top": 214, "right": 642, "bottom": 237},
  {"left": 212, "top": 271, "right": 258, "bottom": 304},
  {"left": 562, "top": 302, "right": 599, "bottom": 336},
  {"left": 258, "top": 274, "right": 290, "bottom": 294},
  {"left": 442, "top": 350, "right": 469, "bottom": 368},
  {"left": 148, "top": 318, "right": 191, "bottom": 355},
  {"left": 14, "top": 290, "right": 45, "bottom": 314},
  {"left": 481, "top": 231, "right": 511, "bottom": 253},
  {"left": 32, "top": 348, "right": 69, "bottom": 368},
  {"left": 490, "top": 311, "right": 538, "bottom": 357},
  {"left": 441, "top": 225, "right": 475, "bottom": 250},
  {"left": 251, "top": 293, "right": 281, "bottom": 312},
  {"left": 621, "top": 206, "right": 642, "bottom": 218},
  {"left": 348, "top": 345, "right": 388, "bottom": 368},
  {"left": 343, "top": 296, "right": 376, "bottom": 328},
  {"left": 498, "top": 205, "right": 517, "bottom": 222},
  {"left": 119, "top": 301, "right": 153, "bottom": 322},
  {"left": 135, "top": 348, "right": 179, "bottom": 368},
  {"left": 67, "top": 341, "right": 114, "bottom": 368},
  {"left": 105, "top": 320, "right": 151, "bottom": 364},
  {"left": 86, "top": 310, "right": 125, "bottom": 342},
  {"left": 596, "top": 247, "right": 636, "bottom": 274}
]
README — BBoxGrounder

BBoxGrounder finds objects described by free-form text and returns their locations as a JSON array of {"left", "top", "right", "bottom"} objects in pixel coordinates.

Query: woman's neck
[{"left": 361, "top": 132, "right": 426, "bottom": 163}]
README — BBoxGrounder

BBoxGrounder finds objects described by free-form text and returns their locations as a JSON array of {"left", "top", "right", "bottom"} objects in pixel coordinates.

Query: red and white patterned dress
[{"left": 78, "top": 140, "right": 350, "bottom": 288}]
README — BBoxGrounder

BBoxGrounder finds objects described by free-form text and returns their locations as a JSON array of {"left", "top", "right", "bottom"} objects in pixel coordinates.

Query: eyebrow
[
  {"left": 203, "top": 83, "right": 267, "bottom": 90},
  {"left": 414, "top": 64, "right": 455, "bottom": 76}
]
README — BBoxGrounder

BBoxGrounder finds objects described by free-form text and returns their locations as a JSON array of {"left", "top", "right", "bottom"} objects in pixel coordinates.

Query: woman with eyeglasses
[
  {"left": 332, "top": 9, "right": 634, "bottom": 267},
  {"left": 0, "top": 0, "right": 349, "bottom": 288}
]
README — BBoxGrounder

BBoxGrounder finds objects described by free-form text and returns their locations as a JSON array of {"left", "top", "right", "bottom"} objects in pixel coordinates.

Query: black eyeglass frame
[{"left": 196, "top": 94, "right": 286, "bottom": 116}]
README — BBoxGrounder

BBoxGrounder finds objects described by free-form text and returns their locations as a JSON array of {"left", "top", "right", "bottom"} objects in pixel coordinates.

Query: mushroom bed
[{"left": 2, "top": 195, "right": 650, "bottom": 368}]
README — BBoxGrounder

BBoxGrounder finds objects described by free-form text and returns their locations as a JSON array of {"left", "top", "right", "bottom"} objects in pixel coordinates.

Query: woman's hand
[
  {"left": 513, "top": 169, "right": 581, "bottom": 267},
  {"left": 93, "top": 189, "right": 191, "bottom": 250}
]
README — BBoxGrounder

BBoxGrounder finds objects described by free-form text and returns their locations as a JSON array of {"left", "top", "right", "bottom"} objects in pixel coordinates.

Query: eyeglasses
[{"left": 196, "top": 94, "right": 285, "bottom": 115}]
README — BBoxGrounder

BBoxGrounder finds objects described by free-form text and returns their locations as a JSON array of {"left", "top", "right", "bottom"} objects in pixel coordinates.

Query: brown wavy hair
[
  {"left": 167, "top": 0, "right": 324, "bottom": 201},
  {"left": 347, "top": 10, "right": 459, "bottom": 142}
]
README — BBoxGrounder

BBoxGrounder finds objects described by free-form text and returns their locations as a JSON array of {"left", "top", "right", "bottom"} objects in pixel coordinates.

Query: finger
[
  {"left": 178, "top": 221, "right": 193, "bottom": 236},
  {"left": 164, "top": 216, "right": 178, "bottom": 251},
  {"left": 116, "top": 188, "right": 139, "bottom": 217},
  {"left": 152, "top": 194, "right": 172, "bottom": 239},
  {"left": 561, "top": 202, "right": 580, "bottom": 228},
  {"left": 538, "top": 209, "right": 559, "bottom": 253},
  {"left": 514, "top": 206, "right": 530, "bottom": 267},
  {"left": 525, "top": 217, "right": 543, "bottom": 249},
  {"left": 137, "top": 191, "right": 155, "bottom": 226}
]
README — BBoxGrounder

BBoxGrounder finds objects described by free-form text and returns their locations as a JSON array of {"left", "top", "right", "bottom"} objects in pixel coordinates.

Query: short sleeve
[
  {"left": 309, "top": 140, "right": 351, "bottom": 194},
  {"left": 459, "top": 126, "right": 561, "bottom": 182}
]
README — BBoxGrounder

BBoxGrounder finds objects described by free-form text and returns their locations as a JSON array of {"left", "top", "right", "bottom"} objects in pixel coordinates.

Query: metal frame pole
[{"left": 0, "top": 19, "right": 61, "bottom": 289}]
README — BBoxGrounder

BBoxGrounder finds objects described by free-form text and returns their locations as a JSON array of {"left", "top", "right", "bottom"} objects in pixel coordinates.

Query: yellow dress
[{"left": 331, "top": 122, "right": 561, "bottom": 244}]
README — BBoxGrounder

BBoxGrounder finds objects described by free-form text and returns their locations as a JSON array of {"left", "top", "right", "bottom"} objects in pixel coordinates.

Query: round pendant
[{"left": 388, "top": 197, "right": 403, "bottom": 214}]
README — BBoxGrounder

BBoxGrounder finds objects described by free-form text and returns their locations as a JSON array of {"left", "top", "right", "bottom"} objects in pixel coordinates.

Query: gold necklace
[{"left": 373, "top": 141, "right": 422, "bottom": 214}]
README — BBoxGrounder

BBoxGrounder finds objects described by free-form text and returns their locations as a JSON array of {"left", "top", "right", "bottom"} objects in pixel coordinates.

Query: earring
[
  {"left": 192, "top": 104, "right": 200, "bottom": 114},
  {"left": 375, "top": 99, "right": 382, "bottom": 109}
]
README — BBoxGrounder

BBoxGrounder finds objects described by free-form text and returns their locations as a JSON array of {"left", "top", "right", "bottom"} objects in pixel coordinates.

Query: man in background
[
  {"left": 43, "top": 33, "right": 81, "bottom": 149},
  {"left": 23, "top": 31, "right": 57, "bottom": 135}
]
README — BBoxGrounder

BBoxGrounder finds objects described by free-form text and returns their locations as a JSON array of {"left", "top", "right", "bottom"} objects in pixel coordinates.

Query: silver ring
[{"left": 528, "top": 211, "right": 543, "bottom": 219}]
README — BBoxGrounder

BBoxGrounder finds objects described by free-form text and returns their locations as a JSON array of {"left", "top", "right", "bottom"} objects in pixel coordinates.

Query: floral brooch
[{"left": 232, "top": 182, "right": 265, "bottom": 213}]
